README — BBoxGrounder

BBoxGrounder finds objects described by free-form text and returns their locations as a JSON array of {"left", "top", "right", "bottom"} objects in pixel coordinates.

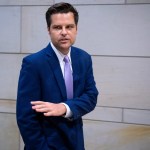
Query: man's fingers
[
  {"left": 31, "top": 101, "right": 50, "bottom": 110},
  {"left": 44, "top": 112, "right": 53, "bottom": 116},
  {"left": 32, "top": 104, "right": 45, "bottom": 109},
  {"left": 31, "top": 101, "right": 66, "bottom": 117},
  {"left": 31, "top": 101, "right": 45, "bottom": 105},
  {"left": 35, "top": 108, "right": 48, "bottom": 112}
]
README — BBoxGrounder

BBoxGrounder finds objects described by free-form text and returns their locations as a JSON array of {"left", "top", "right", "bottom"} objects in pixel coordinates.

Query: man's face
[{"left": 48, "top": 12, "right": 77, "bottom": 54}]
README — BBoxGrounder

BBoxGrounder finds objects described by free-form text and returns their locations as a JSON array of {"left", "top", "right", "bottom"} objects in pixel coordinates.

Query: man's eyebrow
[{"left": 52, "top": 23, "right": 75, "bottom": 26}]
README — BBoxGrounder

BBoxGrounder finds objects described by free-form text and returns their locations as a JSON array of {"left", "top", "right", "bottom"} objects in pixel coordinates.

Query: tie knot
[{"left": 63, "top": 56, "right": 70, "bottom": 63}]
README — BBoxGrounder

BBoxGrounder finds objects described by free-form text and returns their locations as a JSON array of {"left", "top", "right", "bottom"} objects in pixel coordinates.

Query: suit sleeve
[
  {"left": 16, "top": 57, "right": 49, "bottom": 150},
  {"left": 65, "top": 55, "right": 99, "bottom": 120}
]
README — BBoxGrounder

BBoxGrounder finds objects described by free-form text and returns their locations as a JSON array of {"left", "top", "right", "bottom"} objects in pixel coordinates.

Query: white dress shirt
[{"left": 50, "top": 42, "right": 73, "bottom": 118}]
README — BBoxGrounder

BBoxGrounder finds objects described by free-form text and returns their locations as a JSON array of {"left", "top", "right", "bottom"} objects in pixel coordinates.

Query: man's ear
[
  {"left": 47, "top": 27, "right": 50, "bottom": 34},
  {"left": 47, "top": 27, "right": 50, "bottom": 31},
  {"left": 75, "top": 25, "right": 78, "bottom": 32}
]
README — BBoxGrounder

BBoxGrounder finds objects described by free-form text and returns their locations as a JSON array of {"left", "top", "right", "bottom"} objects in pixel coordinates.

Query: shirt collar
[{"left": 50, "top": 42, "right": 71, "bottom": 63}]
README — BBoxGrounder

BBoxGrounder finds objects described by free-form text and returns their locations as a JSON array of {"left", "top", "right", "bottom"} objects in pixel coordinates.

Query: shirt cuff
[{"left": 61, "top": 103, "right": 72, "bottom": 118}]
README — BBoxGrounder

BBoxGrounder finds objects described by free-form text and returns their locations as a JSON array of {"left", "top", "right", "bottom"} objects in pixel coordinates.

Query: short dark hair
[{"left": 46, "top": 2, "right": 79, "bottom": 28}]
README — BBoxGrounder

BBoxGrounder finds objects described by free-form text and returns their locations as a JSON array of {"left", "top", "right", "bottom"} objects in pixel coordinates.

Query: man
[{"left": 16, "top": 2, "right": 98, "bottom": 150}]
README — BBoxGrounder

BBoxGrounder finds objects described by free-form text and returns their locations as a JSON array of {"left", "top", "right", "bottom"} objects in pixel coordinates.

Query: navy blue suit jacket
[{"left": 16, "top": 43, "right": 98, "bottom": 150}]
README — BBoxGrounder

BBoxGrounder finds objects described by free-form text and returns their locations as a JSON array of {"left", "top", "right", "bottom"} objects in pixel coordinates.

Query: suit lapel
[
  {"left": 71, "top": 47, "right": 80, "bottom": 97},
  {"left": 45, "top": 44, "right": 67, "bottom": 99},
  {"left": 45, "top": 44, "right": 80, "bottom": 99}
]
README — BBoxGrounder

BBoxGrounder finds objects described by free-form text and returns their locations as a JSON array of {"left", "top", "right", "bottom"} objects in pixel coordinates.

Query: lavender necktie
[{"left": 63, "top": 56, "right": 73, "bottom": 99}]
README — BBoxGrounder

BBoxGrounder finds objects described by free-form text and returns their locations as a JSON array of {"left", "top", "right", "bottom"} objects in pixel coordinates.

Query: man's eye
[
  {"left": 53, "top": 26, "right": 61, "bottom": 30},
  {"left": 67, "top": 25, "right": 74, "bottom": 29}
]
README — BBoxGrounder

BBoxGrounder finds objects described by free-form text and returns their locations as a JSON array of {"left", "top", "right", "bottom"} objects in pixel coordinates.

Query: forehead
[{"left": 51, "top": 12, "right": 75, "bottom": 25}]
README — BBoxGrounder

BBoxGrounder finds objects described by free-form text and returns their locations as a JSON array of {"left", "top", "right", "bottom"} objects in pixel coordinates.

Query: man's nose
[{"left": 61, "top": 27, "right": 67, "bottom": 35}]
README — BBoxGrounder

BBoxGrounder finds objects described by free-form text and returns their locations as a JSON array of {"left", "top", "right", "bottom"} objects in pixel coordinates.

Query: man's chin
[
  {"left": 58, "top": 45, "right": 70, "bottom": 54},
  {"left": 60, "top": 44, "right": 70, "bottom": 50}
]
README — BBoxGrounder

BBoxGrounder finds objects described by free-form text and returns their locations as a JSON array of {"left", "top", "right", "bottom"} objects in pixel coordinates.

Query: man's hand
[{"left": 31, "top": 101, "right": 66, "bottom": 117}]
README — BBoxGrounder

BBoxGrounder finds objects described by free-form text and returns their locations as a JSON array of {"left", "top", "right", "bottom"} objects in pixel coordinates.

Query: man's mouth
[{"left": 60, "top": 39, "right": 69, "bottom": 43}]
